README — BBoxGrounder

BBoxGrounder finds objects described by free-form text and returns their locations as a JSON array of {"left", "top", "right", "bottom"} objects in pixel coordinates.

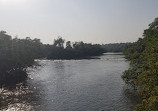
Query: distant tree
[
  {"left": 53, "top": 37, "right": 65, "bottom": 48},
  {"left": 101, "top": 43, "right": 131, "bottom": 52},
  {"left": 48, "top": 38, "right": 104, "bottom": 59},
  {"left": 66, "top": 41, "right": 72, "bottom": 49}
]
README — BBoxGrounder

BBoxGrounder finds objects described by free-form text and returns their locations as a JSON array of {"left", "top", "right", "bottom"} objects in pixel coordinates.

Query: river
[{"left": 1, "top": 53, "right": 136, "bottom": 111}]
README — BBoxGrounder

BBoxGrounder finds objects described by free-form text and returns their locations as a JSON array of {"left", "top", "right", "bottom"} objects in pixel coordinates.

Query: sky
[{"left": 0, "top": 0, "right": 158, "bottom": 44}]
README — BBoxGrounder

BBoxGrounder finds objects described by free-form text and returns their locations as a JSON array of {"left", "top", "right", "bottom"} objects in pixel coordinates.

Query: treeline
[
  {"left": 47, "top": 37, "right": 104, "bottom": 59},
  {"left": 101, "top": 43, "right": 131, "bottom": 52},
  {"left": 0, "top": 31, "right": 45, "bottom": 87},
  {"left": 122, "top": 18, "right": 158, "bottom": 110},
  {"left": 0, "top": 32, "right": 104, "bottom": 87}
]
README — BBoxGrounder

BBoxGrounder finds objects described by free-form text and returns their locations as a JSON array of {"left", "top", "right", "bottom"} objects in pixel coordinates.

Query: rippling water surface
[{"left": 25, "top": 53, "right": 136, "bottom": 111}]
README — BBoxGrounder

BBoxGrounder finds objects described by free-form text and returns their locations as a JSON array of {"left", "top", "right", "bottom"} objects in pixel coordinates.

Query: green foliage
[
  {"left": 0, "top": 32, "right": 45, "bottom": 87},
  {"left": 48, "top": 38, "right": 104, "bottom": 59},
  {"left": 101, "top": 43, "right": 130, "bottom": 52},
  {"left": 122, "top": 18, "right": 158, "bottom": 110}
]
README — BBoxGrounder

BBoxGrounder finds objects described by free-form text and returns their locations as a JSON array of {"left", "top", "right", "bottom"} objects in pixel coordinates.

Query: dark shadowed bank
[{"left": 0, "top": 31, "right": 44, "bottom": 87}]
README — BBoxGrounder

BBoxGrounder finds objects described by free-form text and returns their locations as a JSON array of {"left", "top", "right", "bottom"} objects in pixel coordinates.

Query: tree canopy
[
  {"left": 47, "top": 37, "right": 104, "bottom": 59},
  {"left": 0, "top": 31, "right": 45, "bottom": 87},
  {"left": 101, "top": 43, "right": 130, "bottom": 52},
  {"left": 122, "top": 18, "right": 158, "bottom": 110}
]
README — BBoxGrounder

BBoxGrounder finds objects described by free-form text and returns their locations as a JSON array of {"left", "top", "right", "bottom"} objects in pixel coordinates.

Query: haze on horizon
[{"left": 0, "top": 0, "right": 158, "bottom": 44}]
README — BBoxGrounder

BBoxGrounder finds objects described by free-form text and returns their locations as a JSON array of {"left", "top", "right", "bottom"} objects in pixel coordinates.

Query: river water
[{"left": 2, "top": 53, "right": 136, "bottom": 111}]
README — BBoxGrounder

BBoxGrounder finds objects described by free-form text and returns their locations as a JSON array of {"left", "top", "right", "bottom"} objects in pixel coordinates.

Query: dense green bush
[
  {"left": 122, "top": 18, "right": 158, "bottom": 110},
  {"left": 0, "top": 31, "right": 44, "bottom": 87},
  {"left": 47, "top": 37, "right": 104, "bottom": 59}
]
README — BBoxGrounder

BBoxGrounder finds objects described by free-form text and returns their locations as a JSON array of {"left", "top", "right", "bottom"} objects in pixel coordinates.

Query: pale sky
[{"left": 0, "top": 0, "right": 158, "bottom": 44}]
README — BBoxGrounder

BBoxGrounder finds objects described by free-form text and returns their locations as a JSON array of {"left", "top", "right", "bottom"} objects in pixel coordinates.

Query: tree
[
  {"left": 66, "top": 41, "right": 72, "bottom": 49},
  {"left": 53, "top": 37, "right": 65, "bottom": 48},
  {"left": 122, "top": 18, "right": 158, "bottom": 110},
  {"left": 0, "top": 32, "right": 46, "bottom": 87}
]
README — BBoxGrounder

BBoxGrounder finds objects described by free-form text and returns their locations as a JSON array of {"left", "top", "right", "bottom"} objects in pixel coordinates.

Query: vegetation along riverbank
[{"left": 122, "top": 18, "right": 158, "bottom": 110}]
